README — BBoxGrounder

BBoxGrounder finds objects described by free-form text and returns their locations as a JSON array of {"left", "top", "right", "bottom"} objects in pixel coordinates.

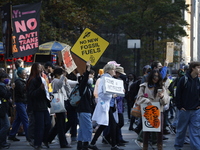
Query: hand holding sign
[{"left": 86, "top": 61, "right": 91, "bottom": 71}]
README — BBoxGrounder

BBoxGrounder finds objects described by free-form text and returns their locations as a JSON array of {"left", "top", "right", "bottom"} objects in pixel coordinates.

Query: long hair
[
  {"left": 147, "top": 70, "right": 163, "bottom": 97},
  {"left": 26, "top": 62, "right": 41, "bottom": 88}
]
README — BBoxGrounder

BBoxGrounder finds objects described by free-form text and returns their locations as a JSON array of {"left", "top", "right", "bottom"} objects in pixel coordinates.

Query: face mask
[
  {"left": 3, "top": 78, "right": 9, "bottom": 84},
  {"left": 9, "top": 73, "right": 12, "bottom": 79},
  {"left": 88, "top": 78, "right": 93, "bottom": 85}
]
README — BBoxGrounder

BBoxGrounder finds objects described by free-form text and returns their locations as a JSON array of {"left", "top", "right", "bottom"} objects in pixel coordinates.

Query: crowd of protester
[{"left": 0, "top": 58, "right": 200, "bottom": 150}]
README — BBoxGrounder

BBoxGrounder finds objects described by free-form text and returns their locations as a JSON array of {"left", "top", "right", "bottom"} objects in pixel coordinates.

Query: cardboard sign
[
  {"left": 141, "top": 102, "right": 161, "bottom": 132},
  {"left": 61, "top": 46, "right": 77, "bottom": 74},
  {"left": 166, "top": 42, "right": 174, "bottom": 63},
  {"left": 71, "top": 28, "right": 109, "bottom": 66},
  {"left": 103, "top": 77, "right": 124, "bottom": 97}
]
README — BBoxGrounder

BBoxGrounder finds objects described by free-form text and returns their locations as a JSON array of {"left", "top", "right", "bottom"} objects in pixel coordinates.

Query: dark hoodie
[{"left": 176, "top": 72, "right": 200, "bottom": 110}]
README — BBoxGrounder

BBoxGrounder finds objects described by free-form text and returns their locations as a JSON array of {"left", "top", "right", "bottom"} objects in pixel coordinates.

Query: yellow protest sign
[{"left": 71, "top": 28, "right": 109, "bottom": 66}]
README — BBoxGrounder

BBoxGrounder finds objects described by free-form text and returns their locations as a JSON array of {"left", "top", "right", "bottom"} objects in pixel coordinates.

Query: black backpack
[{"left": 129, "top": 79, "right": 142, "bottom": 104}]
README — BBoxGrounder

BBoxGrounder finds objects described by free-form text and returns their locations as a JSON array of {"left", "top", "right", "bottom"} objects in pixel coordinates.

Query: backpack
[
  {"left": 183, "top": 75, "right": 200, "bottom": 88},
  {"left": 170, "top": 75, "right": 200, "bottom": 103},
  {"left": 69, "top": 84, "right": 87, "bottom": 107},
  {"left": 129, "top": 79, "right": 142, "bottom": 103}
]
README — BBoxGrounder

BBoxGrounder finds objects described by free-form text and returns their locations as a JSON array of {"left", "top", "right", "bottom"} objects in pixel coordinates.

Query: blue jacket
[{"left": 176, "top": 72, "right": 200, "bottom": 110}]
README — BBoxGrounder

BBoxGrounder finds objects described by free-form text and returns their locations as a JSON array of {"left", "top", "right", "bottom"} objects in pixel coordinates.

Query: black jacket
[
  {"left": 15, "top": 78, "right": 27, "bottom": 103},
  {"left": 0, "top": 83, "right": 12, "bottom": 113},
  {"left": 27, "top": 75, "right": 50, "bottom": 112},
  {"left": 176, "top": 73, "right": 200, "bottom": 110},
  {"left": 76, "top": 70, "right": 95, "bottom": 113}
]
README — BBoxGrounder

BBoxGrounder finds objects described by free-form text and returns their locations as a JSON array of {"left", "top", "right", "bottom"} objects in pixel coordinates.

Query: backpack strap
[{"left": 184, "top": 75, "right": 188, "bottom": 87}]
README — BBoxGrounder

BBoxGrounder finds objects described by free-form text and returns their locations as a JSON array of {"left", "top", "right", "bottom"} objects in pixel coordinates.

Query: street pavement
[{"left": 5, "top": 116, "right": 191, "bottom": 150}]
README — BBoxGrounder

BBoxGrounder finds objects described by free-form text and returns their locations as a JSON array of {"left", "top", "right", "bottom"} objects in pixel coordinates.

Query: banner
[
  {"left": 103, "top": 77, "right": 125, "bottom": 97},
  {"left": 1, "top": 3, "right": 12, "bottom": 58},
  {"left": 61, "top": 46, "right": 77, "bottom": 74},
  {"left": 141, "top": 102, "right": 161, "bottom": 132},
  {"left": 12, "top": 2, "right": 41, "bottom": 58}
]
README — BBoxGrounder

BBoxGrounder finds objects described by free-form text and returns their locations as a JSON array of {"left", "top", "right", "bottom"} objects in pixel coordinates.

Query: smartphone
[{"left": 158, "top": 89, "right": 162, "bottom": 93}]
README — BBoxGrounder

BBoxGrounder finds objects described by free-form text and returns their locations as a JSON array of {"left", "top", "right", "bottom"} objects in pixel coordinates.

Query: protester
[
  {"left": 47, "top": 67, "right": 72, "bottom": 148},
  {"left": 13, "top": 59, "right": 24, "bottom": 80},
  {"left": 0, "top": 71, "right": 12, "bottom": 149},
  {"left": 8, "top": 68, "right": 29, "bottom": 142},
  {"left": 93, "top": 69, "right": 104, "bottom": 103},
  {"left": 174, "top": 61, "right": 200, "bottom": 150},
  {"left": 89, "top": 63, "right": 124, "bottom": 150},
  {"left": 114, "top": 66, "right": 129, "bottom": 145},
  {"left": 76, "top": 61, "right": 95, "bottom": 150},
  {"left": 26, "top": 62, "right": 51, "bottom": 150},
  {"left": 135, "top": 70, "right": 169, "bottom": 150},
  {"left": 65, "top": 72, "right": 79, "bottom": 144},
  {"left": 125, "top": 73, "right": 136, "bottom": 121}
]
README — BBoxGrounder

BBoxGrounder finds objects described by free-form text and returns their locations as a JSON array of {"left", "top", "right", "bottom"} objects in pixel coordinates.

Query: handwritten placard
[
  {"left": 61, "top": 46, "right": 77, "bottom": 74},
  {"left": 141, "top": 102, "right": 161, "bottom": 132},
  {"left": 103, "top": 77, "right": 124, "bottom": 97}
]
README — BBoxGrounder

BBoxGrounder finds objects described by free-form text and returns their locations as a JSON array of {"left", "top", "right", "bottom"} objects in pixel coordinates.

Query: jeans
[
  {"left": 0, "top": 114, "right": 10, "bottom": 145},
  {"left": 27, "top": 112, "right": 35, "bottom": 141},
  {"left": 9, "top": 102, "right": 29, "bottom": 140},
  {"left": 77, "top": 112, "right": 92, "bottom": 142},
  {"left": 174, "top": 109, "right": 200, "bottom": 150},
  {"left": 33, "top": 110, "right": 51, "bottom": 147}
]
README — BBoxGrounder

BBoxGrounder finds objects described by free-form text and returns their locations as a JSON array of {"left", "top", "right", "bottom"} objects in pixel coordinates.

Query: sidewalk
[{"left": 5, "top": 116, "right": 191, "bottom": 150}]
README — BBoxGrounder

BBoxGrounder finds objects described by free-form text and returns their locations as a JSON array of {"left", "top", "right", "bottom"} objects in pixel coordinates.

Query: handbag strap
[{"left": 52, "top": 80, "right": 62, "bottom": 93}]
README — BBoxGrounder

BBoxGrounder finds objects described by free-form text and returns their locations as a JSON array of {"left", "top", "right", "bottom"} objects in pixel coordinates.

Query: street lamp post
[{"left": 127, "top": 39, "right": 141, "bottom": 76}]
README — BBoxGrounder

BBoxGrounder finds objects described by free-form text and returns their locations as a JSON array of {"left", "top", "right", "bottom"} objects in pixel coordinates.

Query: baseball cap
[{"left": 44, "top": 61, "right": 55, "bottom": 69}]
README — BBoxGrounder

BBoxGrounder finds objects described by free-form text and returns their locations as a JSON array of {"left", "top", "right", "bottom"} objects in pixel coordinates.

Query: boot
[
  {"left": 82, "top": 142, "right": 89, "bottom": 150},
  {"left": 77, "top": 141, "right": 82, "bottom": 150},
  {"left": 142, "top": 144, "right": 148, "bottom": 150},
  {"left": 157, "top": 144, "right": 163, "bottom": 150}
]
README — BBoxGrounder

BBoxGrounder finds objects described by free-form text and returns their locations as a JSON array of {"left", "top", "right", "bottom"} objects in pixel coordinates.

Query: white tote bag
[{"left": 50, "top": 82, "right": 66, "bottom": 114}]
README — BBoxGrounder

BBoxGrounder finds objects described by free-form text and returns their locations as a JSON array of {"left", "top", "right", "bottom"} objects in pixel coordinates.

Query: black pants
[
  {"left": 91, "top": 108, "right": 118, "bottom": 147},
  {"left": 48, "top": 112, "right": 68, "bottom": 147},
  {"left": 65, "top": 100, "right": 78, "bottom": 139}
]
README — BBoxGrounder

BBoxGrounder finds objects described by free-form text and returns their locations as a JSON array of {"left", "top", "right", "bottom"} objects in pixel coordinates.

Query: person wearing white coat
[{"left": 89, "top": 63, "right": 123, "bottom": 150}]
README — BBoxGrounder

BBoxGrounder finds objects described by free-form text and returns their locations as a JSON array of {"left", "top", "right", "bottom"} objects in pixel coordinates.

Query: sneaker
[
  {"left": 134, "top": 139, "right": 143, "bottom": 148},
  {"left": 163, "top": 135, "right": 169, "bottom": 140},
  {"left": 8, "top": 136, "right": 20, "bottom": 141},
  {"left": 152, "top": 143, "right": 166, "bottom": 148},
  {"left": 88, "top": 144, "right": 100, "bottom": 150},
  {"left": 184, "top": 136, "right": 190, "bottom": 144}
]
